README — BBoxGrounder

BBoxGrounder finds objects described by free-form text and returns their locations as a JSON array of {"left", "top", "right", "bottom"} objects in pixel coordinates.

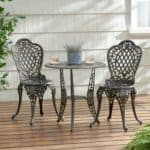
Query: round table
[{"left": 45, "top": 62, "right": 105, "bottom": 131}]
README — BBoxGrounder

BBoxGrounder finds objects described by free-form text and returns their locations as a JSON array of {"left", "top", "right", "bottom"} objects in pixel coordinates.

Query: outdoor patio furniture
[
  {"left": 45, "top": 62, "right": 105, "bottom": 131},
  {"left": 90, "top": 40, "right": 142, "bottom": 131},
  {"left": 11, "top": 39, "right": 58, "bottom": 125}
]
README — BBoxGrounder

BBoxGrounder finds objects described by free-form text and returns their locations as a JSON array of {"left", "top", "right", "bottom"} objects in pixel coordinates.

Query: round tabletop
[{"left": 44, "top": 62, "right": 106, "bottom": 69}]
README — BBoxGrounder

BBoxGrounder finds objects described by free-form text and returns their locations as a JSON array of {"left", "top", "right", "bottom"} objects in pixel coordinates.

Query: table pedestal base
[{"left": 57, "top": 68, "right": 99, "bottom": 131}]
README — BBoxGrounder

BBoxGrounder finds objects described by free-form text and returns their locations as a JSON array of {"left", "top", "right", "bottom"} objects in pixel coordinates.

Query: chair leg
[
  {"left": 90, "top": 87, "right": 103, "bottom": 127},
  {"left": 30, "top": 97, "right": 37, "bottom": 126},
  {"left": 107, "top": 93, "right": 115, "bottom": 121},
  {"left": 107, "top": 100, "right": 114, "bottom": 120},
  {"left": 131, "top": 87, "right": 142, "bottom": 124},
  {"left": 12, "top": 83, "right": 23, "bottom": 120},
  {"left": 117, "top": 96, "right": 128, "bottom": 132},
  {"left": 39, "top": 98, "right": 44, "bottom": 116}
]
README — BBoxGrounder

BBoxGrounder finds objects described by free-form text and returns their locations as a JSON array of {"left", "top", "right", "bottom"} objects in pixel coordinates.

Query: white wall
[{"left": 0, "top": 0, "right": 150, "bottom": 101}]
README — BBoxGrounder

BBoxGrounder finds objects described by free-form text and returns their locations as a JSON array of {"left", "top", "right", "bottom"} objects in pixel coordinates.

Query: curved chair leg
[
  {"left": 131, "top": 87, "right": 142, "bottom": 124},
  {"left": 39, "top": 98, "right": 44, "bottom": 116},
  {"left": 30, "top": 97, "right": 37, "bottom": 126},
  {"left": 90, "top": 86, "right": 104, "bottom": 127},
  {"left": 12, "top": 83, "right": 23, "bottom": 120},
  {"left": 117, "top": 94, "right": 128, "bottom": 132},
  {"left": 107, "top": 92, "right": 115, "bottom": 121}
]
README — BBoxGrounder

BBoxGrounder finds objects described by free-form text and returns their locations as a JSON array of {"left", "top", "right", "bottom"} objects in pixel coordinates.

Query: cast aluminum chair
[
  {"left": 11, "top": 39, "right": 58, "bottom": 125},
  {"left": 91, "top": 40, "right": 142, "bottom": 131}
]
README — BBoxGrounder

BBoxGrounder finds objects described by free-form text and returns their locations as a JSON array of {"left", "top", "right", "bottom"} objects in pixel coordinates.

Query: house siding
[{"left": 0, "top": 0, "right": 150, "bottom": 101}]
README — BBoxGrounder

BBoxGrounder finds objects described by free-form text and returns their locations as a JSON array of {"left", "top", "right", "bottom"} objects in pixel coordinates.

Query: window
[{"left": 130, "top": 0, "right": 150, "bottom": 33}]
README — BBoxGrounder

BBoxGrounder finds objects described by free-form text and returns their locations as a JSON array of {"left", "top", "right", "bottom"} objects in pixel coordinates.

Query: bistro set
[{"left": 11, "top": 39, "right": 142, "bottom": 132}]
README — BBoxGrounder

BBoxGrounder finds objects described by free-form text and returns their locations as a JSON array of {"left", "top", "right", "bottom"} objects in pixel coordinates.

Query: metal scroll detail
[
  {"left": 94, "top": 87, "right": 131, "bottom": 131},
  {"left": 24, "top": 84, "right": 47, "bottom": 125},
  {"left": 11, "top": 39, "right": 56, "bottom": 125},
  {"left": 107, "top": 40, "right": 142, "bottom": 84},
  {"left": 91, "top": 40, "right": 142, "bottom": 131},
  {"left": 90, "top": 86, "right": 104, "bottom": 127},
  {"left": 57, "top": 69, "right": 67, "bottom": 123},
  {"left": 87, "top": 68, "right": 98, "bottom": 123}
]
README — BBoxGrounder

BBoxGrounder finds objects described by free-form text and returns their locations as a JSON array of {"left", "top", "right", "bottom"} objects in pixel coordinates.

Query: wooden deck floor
[{"left": 0, "top": 95, "right": 150, "bottom": 150}]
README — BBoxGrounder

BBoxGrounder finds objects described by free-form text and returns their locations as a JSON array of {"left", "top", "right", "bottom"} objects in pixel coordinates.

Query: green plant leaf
[
  {"left": 0, "top": 62, "right": 6, "bottom": 67},
  {"left": 0, "top": 0, "right": 24, "bottom": 90},
  {"left": 0, "top": 7, "right": 4, "bottom": 13},
  {"left": 123, "top": 124, "right": 150, "bottom": 150}
]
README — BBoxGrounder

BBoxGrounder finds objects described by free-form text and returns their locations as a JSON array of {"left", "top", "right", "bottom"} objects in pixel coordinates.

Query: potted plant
[
  {"left": 0, "top": 0, "right": 23, "bottom": 89},
  {"left": 123, "top": 124, "right": 150, "bottom": 150},
  {"left": 65, "top": 44, "right": 82, "bottom": 65}
]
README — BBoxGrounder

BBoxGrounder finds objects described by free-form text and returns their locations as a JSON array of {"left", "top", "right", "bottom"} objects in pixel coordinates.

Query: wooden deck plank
[{"left": 0, "top": 95, "right": 149, "bottom": 150}]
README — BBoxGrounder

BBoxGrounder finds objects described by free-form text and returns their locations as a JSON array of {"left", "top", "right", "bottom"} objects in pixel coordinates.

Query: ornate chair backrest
[
  {"left": 11, "top": 39, "right": 43, "bottom": 81},
  {"left": 107, "top": 40, "right": 142, "bottom": 85}
]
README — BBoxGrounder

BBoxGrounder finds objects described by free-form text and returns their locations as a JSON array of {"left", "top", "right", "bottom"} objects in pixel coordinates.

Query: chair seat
[
  {"left": 21, "top": 79, "right": 53, "bottom": 86},
  {"left": 103, "top": 79, "right": 134, "bottom": 89}
]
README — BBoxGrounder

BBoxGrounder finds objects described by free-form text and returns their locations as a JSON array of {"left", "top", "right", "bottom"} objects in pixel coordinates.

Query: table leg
[
  {"left": 70, "top": 69, "right": 75, "bottom": 132},
  {"left": 87, "top": 68, "right": 99, "bottom": 124},
  {"left": 57, "top": 69, "right": 67, "bottom": 123}
]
